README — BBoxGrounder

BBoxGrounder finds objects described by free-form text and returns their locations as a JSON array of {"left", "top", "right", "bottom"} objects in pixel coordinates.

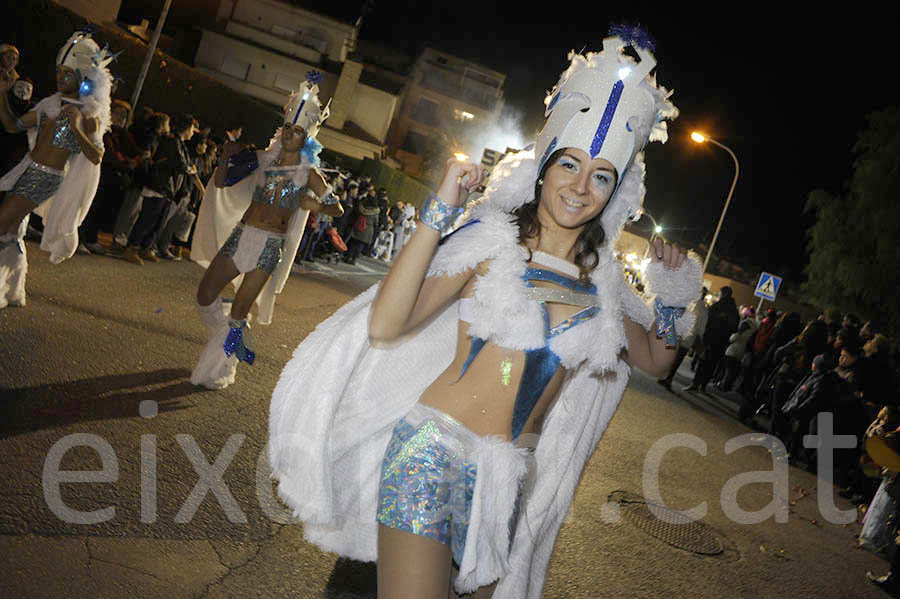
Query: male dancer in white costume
[
  {"left": 190, "top": 72, "right": 342, "bottom": 389},
  {"left": 270, "top": 28, "right": 702, "bottom": 598},
  {"left": 0, "top": 31, "right": 112, "bottom": 307}
]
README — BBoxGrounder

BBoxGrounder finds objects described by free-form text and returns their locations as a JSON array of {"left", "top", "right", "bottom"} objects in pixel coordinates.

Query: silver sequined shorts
[
  {"left": 10, "top": 160, "right": 64, "bottom": 207},
  {"left": 219, "top": 223, "right": 285, "bottom": 275},
  {"left": 376, "top": 404, "right": 478, "bottom": 566}
]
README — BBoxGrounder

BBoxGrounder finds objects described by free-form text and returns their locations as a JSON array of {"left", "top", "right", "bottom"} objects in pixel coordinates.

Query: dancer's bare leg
[
  {"left": 0, "top": 193, "right": 35, "bottom": 235},
  {"left": 230, "top": 267, "right": 270, "bottom": 320},
  {"left": 377, "top": 524, "right": 452, "bottom": 599},
  {"left": 196, "top": 252, "right": 240, "bottom": 306}
]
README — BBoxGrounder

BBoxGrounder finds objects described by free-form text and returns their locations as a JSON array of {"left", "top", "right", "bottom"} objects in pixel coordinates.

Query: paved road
[{"left": 0, "top": 242, "right": 889, "bottom": 598}]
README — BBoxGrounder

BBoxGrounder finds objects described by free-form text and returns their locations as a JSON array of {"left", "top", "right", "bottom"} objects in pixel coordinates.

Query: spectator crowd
[{"left": 0, "top": 57, "right": 417, "bottom": 269}]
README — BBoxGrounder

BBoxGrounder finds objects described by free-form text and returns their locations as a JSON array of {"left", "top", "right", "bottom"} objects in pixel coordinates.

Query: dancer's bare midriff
[{"left": 242, "top": 202, "right": 293, "bottom": 235}]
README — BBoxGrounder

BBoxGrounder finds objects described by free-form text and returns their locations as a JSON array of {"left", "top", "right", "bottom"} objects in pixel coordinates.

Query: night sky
[{"left": 309, "top": 1, "right": 897, "bottom": 283}]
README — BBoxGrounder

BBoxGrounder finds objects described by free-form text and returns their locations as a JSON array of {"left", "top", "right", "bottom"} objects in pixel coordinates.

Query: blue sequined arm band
[
  {"left": 420, "top": 192, "right": 462, "bottom": 234},
  {"left": 654, "top": 297, "right": 686, "bottom": 349}
]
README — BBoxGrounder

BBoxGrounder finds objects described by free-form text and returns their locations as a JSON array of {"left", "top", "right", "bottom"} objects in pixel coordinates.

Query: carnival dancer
[
  {"left": 269, "top": 28, "right": 702, "bottom": 598},
  {"left": 189, "top": 72, "right": 342, "bottom": 389},
  {"left": 0, "top": 31, "right": 112, "bottom": 307}
]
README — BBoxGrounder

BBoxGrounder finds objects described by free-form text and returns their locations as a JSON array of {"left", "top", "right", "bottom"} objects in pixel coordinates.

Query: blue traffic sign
[{"left": 754, "top": 272, "right": 782, "bottom": 301}]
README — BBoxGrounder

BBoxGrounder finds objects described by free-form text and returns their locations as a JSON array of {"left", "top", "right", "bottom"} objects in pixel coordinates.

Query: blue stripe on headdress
[
  {"left": 590, "top": 80, "right": 623, "bottom": 158},
  {"left": 292, "top": 98, "right": 307, "bottom": 126}
]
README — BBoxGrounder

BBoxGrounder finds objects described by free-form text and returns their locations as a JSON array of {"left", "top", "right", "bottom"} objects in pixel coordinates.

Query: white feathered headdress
[{"left": 468, "top": 26, "right": 678, "bottom": 254}]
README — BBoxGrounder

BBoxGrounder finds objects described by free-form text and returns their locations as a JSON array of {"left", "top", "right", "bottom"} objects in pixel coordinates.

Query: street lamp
[{"left": 691, "top": 131, "right": 740, "bottom": 275}]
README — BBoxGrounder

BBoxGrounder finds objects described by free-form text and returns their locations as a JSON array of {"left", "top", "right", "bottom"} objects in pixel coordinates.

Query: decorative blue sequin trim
[
  {"left": 590, "top": 80, "right": 624, "bottom": 159},
  {"left": 654, "top": 297, "right": 686, "bottom": 349},
  {"left": 224, "top": 321, "right": 255, "bottom": 365}
]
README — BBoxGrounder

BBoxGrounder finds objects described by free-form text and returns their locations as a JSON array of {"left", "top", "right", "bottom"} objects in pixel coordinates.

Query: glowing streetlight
[
  {"left": 453, "top": 152, "right": 469, "bottom": 162},
  {"left": 654, "top": 225, "right": 663, "bottom": 234},
  {"left": 691, "top": 131, "right": 740, "bottom": 275}
]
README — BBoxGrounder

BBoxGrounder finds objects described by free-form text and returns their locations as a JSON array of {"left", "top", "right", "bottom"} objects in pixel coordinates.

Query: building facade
[
  {"left": 194, "top": 0, "right": 395, "bottom": 160},
  {"left": 387, "top": 47, "right": 506, "bottom": 178}
]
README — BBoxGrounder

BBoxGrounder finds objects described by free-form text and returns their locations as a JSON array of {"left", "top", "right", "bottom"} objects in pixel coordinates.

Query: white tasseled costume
[{"left": 269, "top": 147, "right": 702, "bottom": 596}]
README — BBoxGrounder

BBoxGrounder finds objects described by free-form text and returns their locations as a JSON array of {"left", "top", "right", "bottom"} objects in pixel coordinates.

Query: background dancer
[
  {"left": 270, "top": 29, "right": 702, "bottom": 599},
  {"left": 190, "top": 72, "right": 342, "bottom": 389},
  {"left": 0, "top": 31, "right": 112, "bottom": 306}
]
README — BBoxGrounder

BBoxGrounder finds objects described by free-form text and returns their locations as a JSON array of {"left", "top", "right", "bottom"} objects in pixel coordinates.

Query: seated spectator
[{"left": 781, "top": 352, "right": 837, "bottom": 466}]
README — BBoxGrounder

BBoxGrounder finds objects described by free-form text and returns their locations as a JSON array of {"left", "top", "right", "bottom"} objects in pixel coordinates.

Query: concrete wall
[
  {"left": 224, "top": 0, "right": 353, "bottom": 62},
  {"left": 195, "top": 30, "right": 336, "bottom": 103},
  {"left": 197, "top": 31, "right": 397, "bottom": 147},
  {"left": 348, "top": 81, "right": 396, "bottom": 144},
  {"left": 317, "top": 127, "right": 381, "bottom": 161}
]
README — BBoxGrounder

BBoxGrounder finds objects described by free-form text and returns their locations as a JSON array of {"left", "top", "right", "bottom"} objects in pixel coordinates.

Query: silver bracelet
[{"left": 420, "top": 192, "right": 462, "bottom": 233}]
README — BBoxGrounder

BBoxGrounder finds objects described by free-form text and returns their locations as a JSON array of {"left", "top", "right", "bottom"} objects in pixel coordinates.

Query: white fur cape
[
  {"left": 0, "top": 93, "right": 106, "bottom": 264},
  {"left": 190, "top": 147, "right": 317, "bottom": 325},
  {"left": 269, "top": 149, "right": 701, "bottom": 596}
]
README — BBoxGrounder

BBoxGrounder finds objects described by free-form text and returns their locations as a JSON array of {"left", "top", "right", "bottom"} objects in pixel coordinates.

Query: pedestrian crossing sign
[{"left": 754, "top": 272, "right": 782, "bottom": 301}]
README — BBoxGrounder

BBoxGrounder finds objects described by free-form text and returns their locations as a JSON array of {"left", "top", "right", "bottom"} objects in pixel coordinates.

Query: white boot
[
  {"left": 190, "top": 298, "right": 238, "bottom": 390},
  {"left": 0, "top": 233, "right": 27, "bottom": 309}
]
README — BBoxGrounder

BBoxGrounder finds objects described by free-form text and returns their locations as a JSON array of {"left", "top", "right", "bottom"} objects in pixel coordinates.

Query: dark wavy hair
[{"left": 513, "top": 149, "right": 614, "bottom": 280}]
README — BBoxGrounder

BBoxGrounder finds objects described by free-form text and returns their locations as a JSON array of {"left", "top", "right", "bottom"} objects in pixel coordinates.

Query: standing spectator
[
  {"left": 110, "top": 112, "right": 167, "bottom": 254},
  {"left": 155, "top": 125, "right": 208, "bottom": 260},
  {"left": 0, "top": 74, "right": 32, "bottom": 174},
  {"left": 659, "top": 287, "right": 708, "bottom": 391},
  {"left": 720, "top": 320, "right": 754, "bottom": 391},
  {"left": 79, "top": 99, "right": 142, "bottom": 255},
  {"left": 860, "top": 320, "right": 877, "bottom": 344},
  {"left": 822, "top": 307, "right": 842, "bottom": 345},
  {"left": 685, "top": 286, "right": 738, "bottom": 393},
  {"left": 121, "top": 113, "right": 196, "bottom": 264},
  {"left": 859, "top": 334, "right": 895, "bottom": 415},
  {"left": 336, "top": 179, "right": 359, "bottom": 241},
  {"left": 345, "top": 187, "right": 380, "bottom": 264}
]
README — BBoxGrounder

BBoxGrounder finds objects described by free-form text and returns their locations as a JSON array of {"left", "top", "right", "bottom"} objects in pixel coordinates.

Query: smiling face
[
  {"left": 281, "top": 123, "right": 307, "bottom": 152},
  {"left": 537, "top": 148, "right": 617, "bottom": 231},
  {"left": 55, "top": 65, "right": 79, "bottom": 94}
]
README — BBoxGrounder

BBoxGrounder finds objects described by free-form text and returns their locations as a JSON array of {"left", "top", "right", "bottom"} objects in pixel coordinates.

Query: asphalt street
[{"left": 0, "top": 242, "right": 891, "bottom": 598}]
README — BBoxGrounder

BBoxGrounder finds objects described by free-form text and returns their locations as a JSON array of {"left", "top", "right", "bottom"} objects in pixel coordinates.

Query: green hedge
[
  {"left": 358, "top": 157, "right": 433, "bottom": 209},
  {"left": 2, "top": 1, "right": 281, "bottom": 147}
]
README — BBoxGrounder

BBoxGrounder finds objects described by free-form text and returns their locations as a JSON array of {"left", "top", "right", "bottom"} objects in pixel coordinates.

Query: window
[
  {"left": 274, "top": 72, "right": 301, "bottom": 92},
  {"left": 410, "top": 97, "right": 440, "bottom": 127},
  {"left": 402, "top": 131, "right": 429, "bottom": 154},
  {"left": 220, "top": 56, "right": 250, "bottom": 80},
  {"left": 270, "top": 24, "right": 296, "bottom": 41}
]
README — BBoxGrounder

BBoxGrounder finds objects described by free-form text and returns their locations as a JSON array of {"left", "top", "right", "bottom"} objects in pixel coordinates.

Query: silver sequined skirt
[{"left": 10, "top": 160, "right": 64, "bottom": 207}]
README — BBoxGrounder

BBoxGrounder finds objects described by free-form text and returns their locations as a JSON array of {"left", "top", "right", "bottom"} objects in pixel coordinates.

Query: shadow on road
[
  {"left": 0, "top": 368, "right": 199, "bottom": 438},
  {"left": 324, "top": 558, "right": 377, "bottom": 599}
]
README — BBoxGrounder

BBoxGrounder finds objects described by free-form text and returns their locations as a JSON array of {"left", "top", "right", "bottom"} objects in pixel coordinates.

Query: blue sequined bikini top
[
  {"left": 251, "top": 167, "right": 305, "bottom": 211},
  {"left": 41, "top": 110, "right": 81, "bottom": 154},
  {"left": 457, "top": 267, "right": 600, "bottom": 440}
]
